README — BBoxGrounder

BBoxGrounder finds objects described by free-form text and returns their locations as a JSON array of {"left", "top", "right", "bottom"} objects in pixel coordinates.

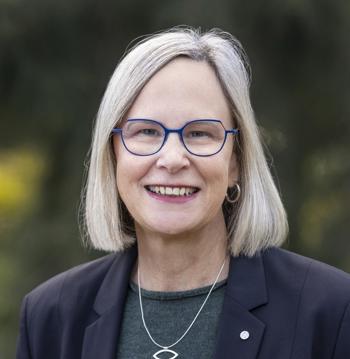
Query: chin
[{"left": 140, "top": 219, "right": 198, "bottom": 237}]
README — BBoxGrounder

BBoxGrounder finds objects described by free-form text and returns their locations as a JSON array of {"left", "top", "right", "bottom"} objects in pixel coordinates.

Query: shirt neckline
[{"left": 129, "top": 278, "right": 228, "bottom": 301}]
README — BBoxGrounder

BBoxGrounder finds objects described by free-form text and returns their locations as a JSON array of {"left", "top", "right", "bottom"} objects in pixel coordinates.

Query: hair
[{"left": 81, "top": 26, "right": 288, "bottom": 257}]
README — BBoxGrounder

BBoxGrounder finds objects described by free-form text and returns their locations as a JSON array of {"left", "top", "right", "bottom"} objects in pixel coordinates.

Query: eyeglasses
[{"left": 111, "top": 119, "right": 239, "bottom": 157}]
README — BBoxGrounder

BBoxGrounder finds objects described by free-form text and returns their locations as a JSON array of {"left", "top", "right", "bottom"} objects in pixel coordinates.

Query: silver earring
[{"left": 225, "top": 183, "right": 241, "bottom": 204}]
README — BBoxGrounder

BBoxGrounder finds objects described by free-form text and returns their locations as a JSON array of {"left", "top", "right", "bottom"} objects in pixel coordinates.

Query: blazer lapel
[
  {"left": 214, "top": 252, "right": 268, "bottom": 359},
  {"left": 81, "top": 246, "right": 137, "bottom": 359}
]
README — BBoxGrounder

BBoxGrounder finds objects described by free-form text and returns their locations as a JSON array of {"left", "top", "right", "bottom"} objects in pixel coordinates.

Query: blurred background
[{"left": 1, "top": 0, "right": 349, "bottom": 357}]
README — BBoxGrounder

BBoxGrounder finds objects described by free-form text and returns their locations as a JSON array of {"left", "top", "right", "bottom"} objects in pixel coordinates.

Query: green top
[{"left": 116, "top": 278, "right": 227, "bottom": 358}]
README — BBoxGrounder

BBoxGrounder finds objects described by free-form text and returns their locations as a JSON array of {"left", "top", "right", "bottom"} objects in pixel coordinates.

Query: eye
[
  {"left": 183, "top": 121, "right": 222, "bottom": 141},
  {"left": 123, "top": 121, "right": 163, "bottom": 139},
  {"left": 139, "top": 128, "right": 161, "bottom": 136},
  {"left": 188, "top": 130, "right": 210, "bottom": 138}
]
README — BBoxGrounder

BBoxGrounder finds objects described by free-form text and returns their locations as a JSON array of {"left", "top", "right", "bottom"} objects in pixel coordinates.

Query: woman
[{"left": 17, "top": 27, "right": 350, "bottom": 359}]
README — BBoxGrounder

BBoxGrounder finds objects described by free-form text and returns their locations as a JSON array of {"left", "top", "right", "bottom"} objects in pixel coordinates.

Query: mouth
[{"left": 145, "top": 185, "right": 200, "bottom": 197}]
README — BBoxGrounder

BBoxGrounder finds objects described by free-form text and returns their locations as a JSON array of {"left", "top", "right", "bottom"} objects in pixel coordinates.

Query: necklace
[{"left": 137, "top": 255, "right": 228, "bottom": 359}]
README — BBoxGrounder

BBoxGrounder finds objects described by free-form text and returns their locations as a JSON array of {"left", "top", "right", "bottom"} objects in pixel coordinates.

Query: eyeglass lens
[{"left": 122, "top": 119, "right": 227, "bottom": 156}]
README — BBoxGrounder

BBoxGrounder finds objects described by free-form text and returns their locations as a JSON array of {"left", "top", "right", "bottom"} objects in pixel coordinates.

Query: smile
[{"left": 145, "top": 185, "right": 200, "bottom": 197}]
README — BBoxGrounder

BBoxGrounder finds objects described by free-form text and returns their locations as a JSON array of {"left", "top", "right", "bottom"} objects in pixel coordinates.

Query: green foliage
[{"left": 0, "top": 0, "right": 349, "bottom": 357}]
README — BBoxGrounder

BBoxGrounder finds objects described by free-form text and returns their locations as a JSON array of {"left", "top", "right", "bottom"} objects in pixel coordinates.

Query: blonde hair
[{"left": 81, "top": 26, "right": 288, "bottom": 257}]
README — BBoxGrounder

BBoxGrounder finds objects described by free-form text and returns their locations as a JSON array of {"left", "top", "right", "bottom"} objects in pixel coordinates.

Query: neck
[{"left": 132, "top": 215, "right": 230, "bottom": 292}]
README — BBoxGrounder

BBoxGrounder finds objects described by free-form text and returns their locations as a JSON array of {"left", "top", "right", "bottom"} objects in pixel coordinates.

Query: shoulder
[
  {"left": 24, "top": 252, "right": 119, "bottom": 316},
  {"left": 263, "top": 247, "right": 350, "bottom": 286},
  {"left": 18, "top": 248, "right": 137, "bottom": 358},
  {"left": 258, "top": 247, "right": 350, "bottom": 357},
  {"left": 262, "top": 246, "right": 350, "bottom": 307}
]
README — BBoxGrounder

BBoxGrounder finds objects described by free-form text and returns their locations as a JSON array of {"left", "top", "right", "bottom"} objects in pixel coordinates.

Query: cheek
[
  {"left": 115, "top": 158, "right": 145, "bottom": 220},
  {"left": 200, "top": 160, "right": 231, "bottom": 198},
  {"left": 113, "top": 137, "right": 141, "bottom": 186},
  {"left": 116, "top": 156, "right": 146, "bottom": 189},
  {"left": 115, "top": 153, "right": 156, "bottom": 206},
  {"left": 208, "top": 151, "right": 237, "bottom": 186}
]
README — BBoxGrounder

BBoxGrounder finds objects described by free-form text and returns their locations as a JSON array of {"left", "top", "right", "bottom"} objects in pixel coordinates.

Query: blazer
[{"left": 16, "top": 246, "right": 350, "bottom": 359}]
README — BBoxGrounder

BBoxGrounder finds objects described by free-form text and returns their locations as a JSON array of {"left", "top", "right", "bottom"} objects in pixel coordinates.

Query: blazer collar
[
  {"left": 226, "top": 251, "right": 268, "bottom": 310},
  {"left": 214, "top": 252, "right": 268, "bottom": 358},
  {"left": 93, "top": 245, "right": 137, "bottom": 315},
  {"left": 82, "top": 246, "right": 137, "bottom": 359},
  {"left": 82, "top": 246, "right": 268, "bottom": 359}
]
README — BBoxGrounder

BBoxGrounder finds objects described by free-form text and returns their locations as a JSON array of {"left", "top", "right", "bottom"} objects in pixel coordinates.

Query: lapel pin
[{"left": 240, "top": 330, "right": 250, "bottom": 340}]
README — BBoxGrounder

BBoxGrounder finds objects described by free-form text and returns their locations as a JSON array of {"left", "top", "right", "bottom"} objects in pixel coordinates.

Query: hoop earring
[{"left": 225, "top": 183, "right": 241, "bottom": 204}]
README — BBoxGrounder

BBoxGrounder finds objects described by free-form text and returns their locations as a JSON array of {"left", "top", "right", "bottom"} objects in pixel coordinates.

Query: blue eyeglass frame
[{"left": 111, "top": 118, "right": 239, "bottom": 157}]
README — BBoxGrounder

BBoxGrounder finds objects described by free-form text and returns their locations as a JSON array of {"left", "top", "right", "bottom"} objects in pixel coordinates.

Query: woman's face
[{"left": 113, "top": 57, "right": 239, "bottom": 237}]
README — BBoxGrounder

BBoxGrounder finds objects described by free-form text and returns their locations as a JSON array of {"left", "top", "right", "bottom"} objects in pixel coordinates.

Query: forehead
[{"left": 126, "top": 57, "right": 233, "bottom": 127}]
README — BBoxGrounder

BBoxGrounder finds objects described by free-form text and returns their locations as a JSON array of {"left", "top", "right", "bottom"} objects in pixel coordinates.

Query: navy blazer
[{"left": 17, "top": 246, "right": 350, "bottom": 359}]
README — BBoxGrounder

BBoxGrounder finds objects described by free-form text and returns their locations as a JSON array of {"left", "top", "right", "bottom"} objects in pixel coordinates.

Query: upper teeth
[{"left": 147, "top": 186, "right": 197, "bottom": 196}]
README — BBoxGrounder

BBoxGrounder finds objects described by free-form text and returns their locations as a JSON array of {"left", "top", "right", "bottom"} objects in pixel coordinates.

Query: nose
[{"left": 155, "top": 132, "right": 190, "bottom": 173}]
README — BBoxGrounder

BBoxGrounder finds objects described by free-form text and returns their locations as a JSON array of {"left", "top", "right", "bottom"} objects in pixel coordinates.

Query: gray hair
[{"left": 81, "top": 26, "right": 288, "bottom": 257}]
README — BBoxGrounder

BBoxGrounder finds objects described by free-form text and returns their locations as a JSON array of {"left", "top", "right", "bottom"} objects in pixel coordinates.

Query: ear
[{"left": 228, "top": 152, "right": 239, "bottom": 187}]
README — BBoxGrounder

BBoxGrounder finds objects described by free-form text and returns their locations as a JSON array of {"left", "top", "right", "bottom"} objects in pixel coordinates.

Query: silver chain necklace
[{"left": 137, "top": 255, "right": 228, "bottom": 359}]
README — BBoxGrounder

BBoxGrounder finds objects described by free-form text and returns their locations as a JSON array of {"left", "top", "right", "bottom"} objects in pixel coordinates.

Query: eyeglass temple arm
[{"left": 226, "top": 129, "right": 239, "bottom": 135}]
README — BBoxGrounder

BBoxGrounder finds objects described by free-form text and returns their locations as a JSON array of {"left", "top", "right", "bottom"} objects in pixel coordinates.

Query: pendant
[{"left": 153, "top": 348, "right": 179, "bottom": 359}]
